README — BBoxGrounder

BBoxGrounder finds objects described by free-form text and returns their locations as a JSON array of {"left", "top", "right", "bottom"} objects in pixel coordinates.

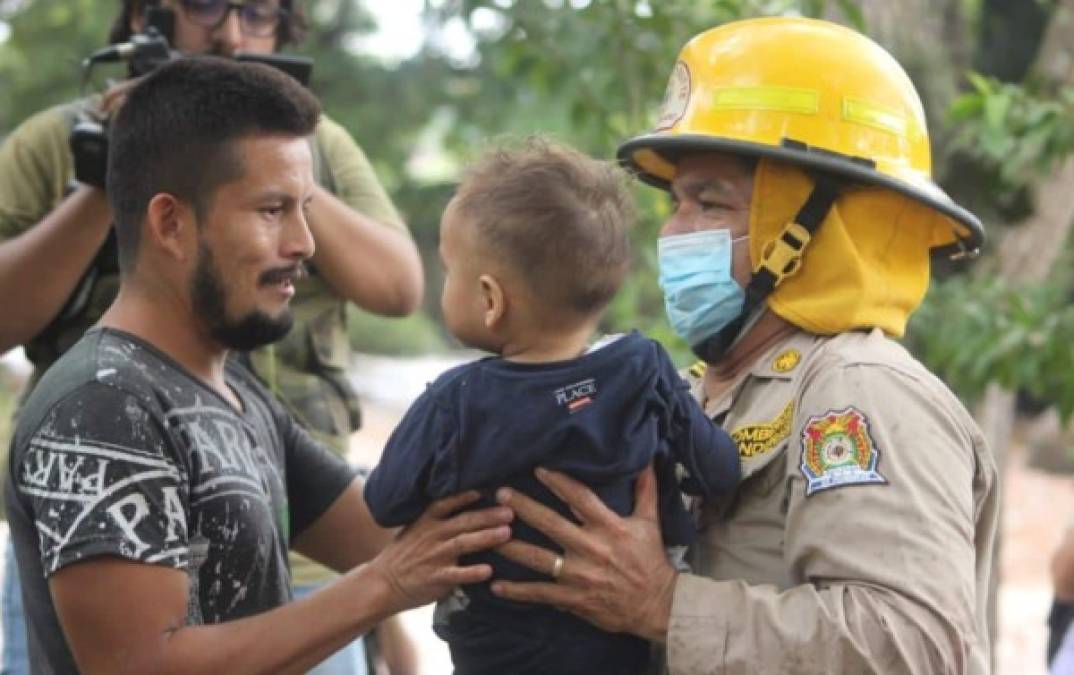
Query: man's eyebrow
[
  {"left": 253, "top": 190, "right": 296, "bottom": 204},
  {"left": 671, "top": 177, "right": 740, "bottom": 199}
]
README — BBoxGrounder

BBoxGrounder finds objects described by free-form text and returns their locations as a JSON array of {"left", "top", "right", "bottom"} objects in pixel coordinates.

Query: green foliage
[
  {"left": 0, "top": 0, "right": 113, "bottom": 132},
  {"left": 907, "top": 271, "right": 1074, "bottom": 420},
  {"left": 347, "top": 309, "right": 448, "bottom": 356},
  {"left": 298, "top": 2, "right": 440, "bottom": 196},
  {"left": 948, "top": 73, "right": 1074, "bottom": 192},
  {"left": 927, "top": 2, "right": 1074, "bottom": 417}
]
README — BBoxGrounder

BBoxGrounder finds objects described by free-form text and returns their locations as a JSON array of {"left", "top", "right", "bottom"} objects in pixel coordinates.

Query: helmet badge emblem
[{"left": 655, "top": 61, "right": 691, "bottom": 131}]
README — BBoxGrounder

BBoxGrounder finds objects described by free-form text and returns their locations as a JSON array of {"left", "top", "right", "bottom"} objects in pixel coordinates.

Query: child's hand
[{"left": 367, "top": 490, "right": 513, "bottom": 612}]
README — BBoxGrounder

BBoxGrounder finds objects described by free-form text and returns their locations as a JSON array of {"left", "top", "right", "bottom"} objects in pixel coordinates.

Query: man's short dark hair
[
  {"left": 109, "top": 1, "right": 308, "bottom": 48},
  {"left": 454, "top": 139, "right": 635, "bottom": 318},
  {"left": 107, "top": 56, "right": 321, "bottom": 271}
]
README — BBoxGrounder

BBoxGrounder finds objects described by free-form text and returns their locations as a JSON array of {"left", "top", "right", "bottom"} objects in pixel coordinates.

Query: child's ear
[{"left": 479, "top": 273, "right": 506, "bottom": 329}]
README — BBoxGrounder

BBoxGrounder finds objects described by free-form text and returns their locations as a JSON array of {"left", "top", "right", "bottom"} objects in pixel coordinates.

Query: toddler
[{"left": 364, "top": 139, "right": 740, "bottom": 675}]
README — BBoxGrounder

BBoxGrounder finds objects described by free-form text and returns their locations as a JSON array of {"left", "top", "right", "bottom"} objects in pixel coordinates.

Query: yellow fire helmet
[{"left": 617, "top": 17, "right": 985, "bottom": 354}]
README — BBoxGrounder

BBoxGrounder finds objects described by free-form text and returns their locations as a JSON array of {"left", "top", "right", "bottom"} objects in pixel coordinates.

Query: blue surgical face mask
[{"left": 657, "top": 229, "right": 748, "bottom": 348}]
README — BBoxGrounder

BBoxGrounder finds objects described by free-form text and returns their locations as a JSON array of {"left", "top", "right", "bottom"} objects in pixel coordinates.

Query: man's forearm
[
  {"left": 163, "top": 565, "right": 395, "bottom": 675},
  {"left": 54, "top": 492, "right": 512, "bottom": 675},
  {"left": 64, "top": 562, "right": 398, "bottom": 675},
  {"left": 0, "top": 186, "right": 113, "bottom": 353},
  {"left": 305, "top": 186, "right": 423, "bottom": 316}
]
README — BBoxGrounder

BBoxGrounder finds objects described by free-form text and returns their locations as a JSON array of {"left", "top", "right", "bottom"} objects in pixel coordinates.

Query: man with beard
[
  {"left": 0, "top": 2, "right": 422, "bottom": 672},
  {"left": 3, "top": 57, "right": 513, "bottom": 675}
]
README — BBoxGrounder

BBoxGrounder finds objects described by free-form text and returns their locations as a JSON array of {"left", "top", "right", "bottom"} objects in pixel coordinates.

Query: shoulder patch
[
  {"left": 799, "top": 406, "right": 887, "bottom": 496},
  {"left": 731, "top": 400, "right": 793, "bottom": 459},
  {"left": 772, "top": 349, "right": 801, "bottom": 373}
]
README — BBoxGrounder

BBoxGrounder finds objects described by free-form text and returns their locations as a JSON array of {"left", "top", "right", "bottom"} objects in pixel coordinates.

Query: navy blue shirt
[
  {"left": 365, "top": 332, "right": 739, "bottom": 674},
  {"left": 365, "top": 330, "right": 738, "bottom": 551}
]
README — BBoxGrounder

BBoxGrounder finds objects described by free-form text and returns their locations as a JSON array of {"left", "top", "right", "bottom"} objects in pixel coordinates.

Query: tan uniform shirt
[{"left": 666, "top": 328, "right": 999, "bottom": 674}]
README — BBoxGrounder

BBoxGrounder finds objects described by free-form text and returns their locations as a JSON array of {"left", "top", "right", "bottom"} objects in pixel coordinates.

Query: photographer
[{"left": 0, "top": 2, "right": 422, "bottom": 673}]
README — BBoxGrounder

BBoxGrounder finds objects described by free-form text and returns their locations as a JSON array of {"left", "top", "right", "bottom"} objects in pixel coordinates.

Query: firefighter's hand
[{"left": 491, "top": 464, "right": 677, "bottom": 643}]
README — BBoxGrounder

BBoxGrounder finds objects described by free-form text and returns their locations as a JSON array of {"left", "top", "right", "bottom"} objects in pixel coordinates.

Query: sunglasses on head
[{"left": 177, "top": 0, "right": 286, "bottom": 38}]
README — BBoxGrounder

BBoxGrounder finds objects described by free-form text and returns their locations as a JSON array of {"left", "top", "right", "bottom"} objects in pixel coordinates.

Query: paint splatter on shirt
[{"left": 5, "top": 327, "right": 354, "bottom": 673}]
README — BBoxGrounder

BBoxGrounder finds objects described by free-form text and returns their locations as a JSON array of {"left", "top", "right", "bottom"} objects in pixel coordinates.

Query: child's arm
[
  {"left": 363, "top": 388, "right": 457, "bottom": 528},
  {"left": 653, "top": 347, "right": 741, "bottom": 499},
  {"left": 667, "top": 386, "right": 741, "bottom": 497}
]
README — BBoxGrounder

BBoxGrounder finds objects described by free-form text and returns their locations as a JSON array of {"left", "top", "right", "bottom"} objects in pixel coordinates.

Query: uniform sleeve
[
  {"left": 315, "top": 116, "right": 406, "bottom": 230},
  {"left": 0, "top": 105, "right": 74, "bottom": 241},
  {"left": 666, "top": 362, "right": 990, "bottom": 674},
  {"left": 363, "top": 386, "right": 456, "bottom": 528},
  {"left": 11, "top": 384, "right": 190, "bottom": 577}
]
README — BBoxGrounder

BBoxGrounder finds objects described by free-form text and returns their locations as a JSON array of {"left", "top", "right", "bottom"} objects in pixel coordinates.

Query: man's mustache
[{"left": 259, "top": 263, "right": 308, "bottom": 286}]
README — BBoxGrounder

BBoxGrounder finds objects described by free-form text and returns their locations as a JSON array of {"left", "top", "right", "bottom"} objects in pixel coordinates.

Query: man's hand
[
  {"left": 71, "top": 78, "right": 146, "bottom": 190},
  {"left": 490, "top": 464, "right": 677, "bottom": 643},
  {"left": 99, "top": 77, "right": 144, "bottom": 116},
  {"left": 49, "top": 492, "right": 512, "bottom": 675},
  {"left": 367, "top": 490, "right": 513, "bottom": 613}
]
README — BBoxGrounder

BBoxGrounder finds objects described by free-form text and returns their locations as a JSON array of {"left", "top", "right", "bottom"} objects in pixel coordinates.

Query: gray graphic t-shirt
[{"left": 4, "top": 327, "right": 355, "bottom": 674}]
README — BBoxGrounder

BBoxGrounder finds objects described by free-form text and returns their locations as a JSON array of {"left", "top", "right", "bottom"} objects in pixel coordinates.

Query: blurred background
[{"left": 1, "top": 0, "right": 1074, "bottom": 672}]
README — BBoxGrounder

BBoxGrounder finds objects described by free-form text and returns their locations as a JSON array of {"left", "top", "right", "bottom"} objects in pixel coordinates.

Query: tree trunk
[
  {"left": 999, "top": 0, "right": 1074, "bottom": 280},
  {"left": 999, "top": 158, "right": 1074, "bottom": 280},
  {"left": 1030, "top": 0, "right": 1074, "bottom": 90}
]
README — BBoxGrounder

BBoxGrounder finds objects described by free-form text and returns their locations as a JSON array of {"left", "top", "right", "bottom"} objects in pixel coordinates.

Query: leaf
[
  {"left": 836, "top": 0, "right": 866, "bottom": 30},
  {"left": 966, "top": 71, "right": 995, "bottom": 95},
  {"left": 979, "top": 125, "right": 1013, "bottom": 158},
  {"left": 948, "top": 93, "right": 985, "bottom": 121},
  {"left": 983, "top": 91, "right": 1012, "bottom": 129}
]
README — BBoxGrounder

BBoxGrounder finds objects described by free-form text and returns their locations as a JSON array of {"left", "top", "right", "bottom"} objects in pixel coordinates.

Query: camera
[{"left": 70, "top": 6, "right": 313, "bottom": 190}]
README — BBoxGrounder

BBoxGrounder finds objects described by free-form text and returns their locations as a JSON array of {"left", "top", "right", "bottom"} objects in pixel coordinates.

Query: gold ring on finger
[{"left": 551, "top": 555, "right": 565, "bottom": 580}]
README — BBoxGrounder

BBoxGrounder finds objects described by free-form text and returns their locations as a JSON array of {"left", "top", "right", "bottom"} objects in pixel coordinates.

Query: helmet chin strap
[{"left": 691, "top": 173, "right": 843, "bottom": 363}]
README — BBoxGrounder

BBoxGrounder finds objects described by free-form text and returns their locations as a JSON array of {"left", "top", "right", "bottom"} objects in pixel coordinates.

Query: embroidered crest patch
[
  {"left": 731, "top": 401, "right": 794, "bottom": 459},
  {"left": 800, "top": 406, "right": 887, "bottom": 496},
  {"left": 772, "top": 349, "right": 801, "bottom": 373}
]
